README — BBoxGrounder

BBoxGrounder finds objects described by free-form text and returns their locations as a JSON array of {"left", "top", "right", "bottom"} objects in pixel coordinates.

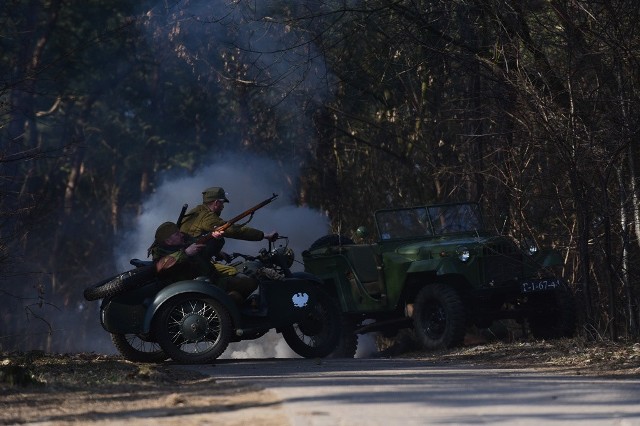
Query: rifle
[
  {"left": 156, "top": 193, "right": 279, "bottom": 272},
  {"left": 175, "top": 203, "right": 188, "bottom": 228}
]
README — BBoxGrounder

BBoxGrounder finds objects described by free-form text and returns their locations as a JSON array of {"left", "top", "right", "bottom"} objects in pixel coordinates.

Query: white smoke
[
  {"left": 114, "top": 153, "right": 330, "bottom": 358},
  {"left": 116, "top": 153, "right": 329, "bottom": 269}
]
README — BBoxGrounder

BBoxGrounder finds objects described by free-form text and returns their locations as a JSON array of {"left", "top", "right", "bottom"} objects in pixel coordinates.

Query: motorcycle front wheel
[
  {"left": 110, "top": 333, "right": 167, "bottom": 363},
  {"left": 153, "top": 293, "right": 233, "bottom": 364},
  {"left": 281, "top": 290, "right": 341, "bottom": 358}
]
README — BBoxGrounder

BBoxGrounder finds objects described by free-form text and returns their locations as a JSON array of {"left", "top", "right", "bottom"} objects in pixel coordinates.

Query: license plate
[{"left": 521, "top": 278, "right": 562, "bottom": 293}]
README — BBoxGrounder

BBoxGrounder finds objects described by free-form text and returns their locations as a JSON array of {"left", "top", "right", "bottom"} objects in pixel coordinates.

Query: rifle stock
[{"left": 156, "top": 193, "right": 278, "bottom": 272}]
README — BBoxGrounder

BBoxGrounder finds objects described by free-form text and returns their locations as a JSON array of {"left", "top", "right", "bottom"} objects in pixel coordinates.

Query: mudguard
[
  {"left": 100, "top": 281, "right": 159, "bottom": 334},
  {"left": 142, "top": 279, "right": 240, "bottom": 333},
  {"left": 406, "top": 257, "right": 461, "bottom": 276},
  {"left": 289, "top": 271, "right": 323, "bottom": 284},
  {"left": 261, "top": 278, "right": 324, "bottom": 327}
]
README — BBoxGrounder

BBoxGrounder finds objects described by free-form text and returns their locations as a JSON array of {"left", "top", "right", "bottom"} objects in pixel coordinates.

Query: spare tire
[
  {"left": 309, "top": 234, "right": 354, "bottom": 251},
  {"left": 83, "top": 265, "right": 157, "bottom": 301}
]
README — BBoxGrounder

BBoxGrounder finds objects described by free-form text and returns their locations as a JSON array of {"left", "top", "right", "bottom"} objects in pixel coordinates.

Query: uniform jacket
[
  {"left": 179, "top": 204, "right": 264, "bottom": 257},
  {"left": 150, "top": 235, "right": 213, "bottom": 284}
]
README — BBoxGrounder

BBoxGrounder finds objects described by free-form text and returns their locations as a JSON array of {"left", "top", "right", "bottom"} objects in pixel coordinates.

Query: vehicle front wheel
[
  {"left": 413, "top": 284, "right": 466, "bottom": 350},
  {"left": 110, "top": 333, "right": 167, "bottom": 363},
  {"left": 281, "top": 291, "right": 342, "bottom": 358},
  {"left": 153, "top": 293, "right": 233, "bottom": 364}
]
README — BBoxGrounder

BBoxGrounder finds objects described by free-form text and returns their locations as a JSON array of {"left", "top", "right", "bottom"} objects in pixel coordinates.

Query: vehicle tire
[
  {"left": 281, "top": 290, "right": 342, "bottom": 358},
  {"left": 153, "top": 293, "right": 232, "bottom": 364},
  {"left": 326, "top": 315, "right": 358, "bottom": 358},
  {"left": 413, "top": 284, "right": 466, "bottom": 350},
  {"left": 527, "top": 288, "right": 576, "bottom": 339},
  {"left": 110, "top": 333, "right": 167, "bottom": 363},
  {"left": 83, "top": 265, "right": 157, "bottom": 301},
  {"left": 309, "top": 234, "right": 354, "bottom": 250}
]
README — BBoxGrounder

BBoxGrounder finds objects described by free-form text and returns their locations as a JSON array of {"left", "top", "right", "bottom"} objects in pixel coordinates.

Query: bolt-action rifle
[{"left": 155, "top": 193, "right": 279, "bottom": 272}]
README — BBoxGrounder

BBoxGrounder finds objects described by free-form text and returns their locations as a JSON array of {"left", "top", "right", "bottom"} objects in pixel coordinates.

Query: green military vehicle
[{"left": 302, "top": 202, "right": 576, "bottom": 357}]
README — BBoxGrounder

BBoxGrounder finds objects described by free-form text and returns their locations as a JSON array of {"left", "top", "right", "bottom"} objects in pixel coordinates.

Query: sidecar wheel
[
  {"left": 84, "top": 265, "right": 156, "bottom": 301},
  {"left": 281, "top": 291, "right": 341, "bottom": 358},
  {"left": 110, "top": 333, "right": 167, "bottom": 363},
  {"left": 153, "top": 293, "right": 232, "bottom": 364}
]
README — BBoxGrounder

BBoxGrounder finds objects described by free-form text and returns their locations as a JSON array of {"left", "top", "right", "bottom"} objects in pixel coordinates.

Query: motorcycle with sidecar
[{"left": 84, "top": 237, "right": 342, "bottom": 364}]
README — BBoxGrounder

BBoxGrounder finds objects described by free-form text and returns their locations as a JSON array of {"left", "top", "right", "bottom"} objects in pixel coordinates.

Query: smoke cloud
[
  {"left": 112, "top": 152, "right": 330, "bottom": 358},
  {"left": 116, "top": 152, "right": 329, "bottom": 269}
]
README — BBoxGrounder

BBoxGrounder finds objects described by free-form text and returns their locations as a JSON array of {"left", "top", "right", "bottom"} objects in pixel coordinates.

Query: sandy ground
[{"left": 0, "top": 355, "right": 286, "bottom": 425}]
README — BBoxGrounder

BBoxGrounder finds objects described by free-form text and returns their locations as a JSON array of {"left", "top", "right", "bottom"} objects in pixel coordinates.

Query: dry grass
[{"left": 407, "top": 338, "right": 640, "bottom": 377}]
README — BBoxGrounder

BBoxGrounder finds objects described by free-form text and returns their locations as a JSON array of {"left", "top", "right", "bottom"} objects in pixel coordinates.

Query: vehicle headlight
[
  {"left": 457, "top": 247, "right": 470, "bottom": 262},
  {"left": 522, "top": 238, "right": 538, "bottom": 256}
]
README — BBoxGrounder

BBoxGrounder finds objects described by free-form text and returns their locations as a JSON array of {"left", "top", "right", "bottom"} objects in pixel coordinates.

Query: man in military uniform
[
  {"left": 149, "top": 222, "right": 217, "bottom": 284},
  {"left": 179, "top": 186, "right": 278, "bottom": 302},
  {"left": 149, "top": 222, "right": 248, "bottom": 305}
]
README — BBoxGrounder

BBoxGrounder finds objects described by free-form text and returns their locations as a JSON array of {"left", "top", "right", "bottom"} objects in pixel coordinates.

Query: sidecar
[{"left": 93, "top": 260, "right": 341, "bottom": 364}]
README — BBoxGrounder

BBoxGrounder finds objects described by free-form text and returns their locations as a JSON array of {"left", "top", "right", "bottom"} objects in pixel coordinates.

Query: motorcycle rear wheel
[
  {"left": 281, "top": 290, "right": 341, "bottom": 358},
  {"left": 110, "top": 333, "right": 167, "bottom": 363}
]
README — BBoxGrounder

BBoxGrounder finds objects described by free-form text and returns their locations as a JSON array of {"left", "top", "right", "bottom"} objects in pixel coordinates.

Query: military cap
[
  {"left": 202, "top": 187, "right": 230, "bottom": 203},
  {"left": 155, "top": 222, "right": 179, "bottom": 242}
]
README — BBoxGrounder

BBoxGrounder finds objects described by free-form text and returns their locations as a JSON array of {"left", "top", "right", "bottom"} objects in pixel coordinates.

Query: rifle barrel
[{"left": 194, "top": 193, "right": 278, "bottom": 245}]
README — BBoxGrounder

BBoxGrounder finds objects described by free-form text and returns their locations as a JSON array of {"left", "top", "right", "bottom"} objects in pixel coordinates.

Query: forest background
[{"left": 2, "top": 0, "right": 640, "bottom": 354}]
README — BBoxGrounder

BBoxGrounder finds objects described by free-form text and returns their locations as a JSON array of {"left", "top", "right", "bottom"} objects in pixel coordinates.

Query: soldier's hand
[{"left": 211, "top": 229, "right": 224, "bottom": 239}]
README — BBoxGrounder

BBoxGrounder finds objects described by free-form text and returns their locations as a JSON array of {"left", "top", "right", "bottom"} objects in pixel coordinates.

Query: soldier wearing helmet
[
  {"left": 178, "top": 186, "right": 278, "bottom": 303},
  {"left": 148, "top": 221, "right": 221, "bottom": 285}
]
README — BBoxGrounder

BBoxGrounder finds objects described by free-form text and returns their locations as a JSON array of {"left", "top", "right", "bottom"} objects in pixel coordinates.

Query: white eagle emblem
[{"left": 292, "top": 292, "right": 309, "bottom": 308}]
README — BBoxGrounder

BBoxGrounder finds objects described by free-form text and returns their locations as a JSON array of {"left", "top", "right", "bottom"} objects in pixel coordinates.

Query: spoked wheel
[
  {"left": 110, "top": 333, "right": 167, "bottom": 363},
  {"left": 413, "top": 284, "right": 466, "bottom": 350},
  {"left": 153, "top": 293, "right": 233, "bottom": 364},
  {"left": 281, "top": 291, "right": 341, "bottom": 358}
]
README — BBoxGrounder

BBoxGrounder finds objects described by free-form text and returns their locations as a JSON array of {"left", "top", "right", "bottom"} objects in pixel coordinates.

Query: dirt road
[
  {"left": 2, "top": 341, "right": 639, "bottom": 425},
  {"left": 182, "top": 358, "right": 640, "bottom": 425}
]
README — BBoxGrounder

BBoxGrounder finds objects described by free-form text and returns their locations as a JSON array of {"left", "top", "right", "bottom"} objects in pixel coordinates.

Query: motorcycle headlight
[
  {"left": 273, "top": 247, "right": 295, "bottom": 268},
  {"left": 457, "top": 247, "right": 470, "bottom": 262}
]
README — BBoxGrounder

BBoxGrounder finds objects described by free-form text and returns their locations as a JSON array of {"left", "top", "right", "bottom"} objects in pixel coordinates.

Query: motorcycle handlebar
[{"left": 228, "top": 236, "right": 289, "bottom": 262}]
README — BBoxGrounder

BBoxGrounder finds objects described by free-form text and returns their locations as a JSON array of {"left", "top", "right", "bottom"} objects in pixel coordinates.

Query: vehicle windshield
[{"left": 375, "top": 203, "right": 483, "bottom": 240}]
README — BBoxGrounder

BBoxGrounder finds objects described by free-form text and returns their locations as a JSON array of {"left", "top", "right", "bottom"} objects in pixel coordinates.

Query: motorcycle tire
[
  {"left": 110, "top": 333, "right": 167, "bottom": 363},
  {"left": 83, "top": 265, "right": 157, "bottom": 301},
  {"left": 281, "top": 290, "right": 342, "bottom": 358}
]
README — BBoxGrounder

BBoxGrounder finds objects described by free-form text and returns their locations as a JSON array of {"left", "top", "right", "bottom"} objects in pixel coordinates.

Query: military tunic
[
  {"left": 180, "top": 204, "right": 264, "bottom": 261},
  {"left": 150, "top": 236, "right": 213, "bottom": 284}
]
